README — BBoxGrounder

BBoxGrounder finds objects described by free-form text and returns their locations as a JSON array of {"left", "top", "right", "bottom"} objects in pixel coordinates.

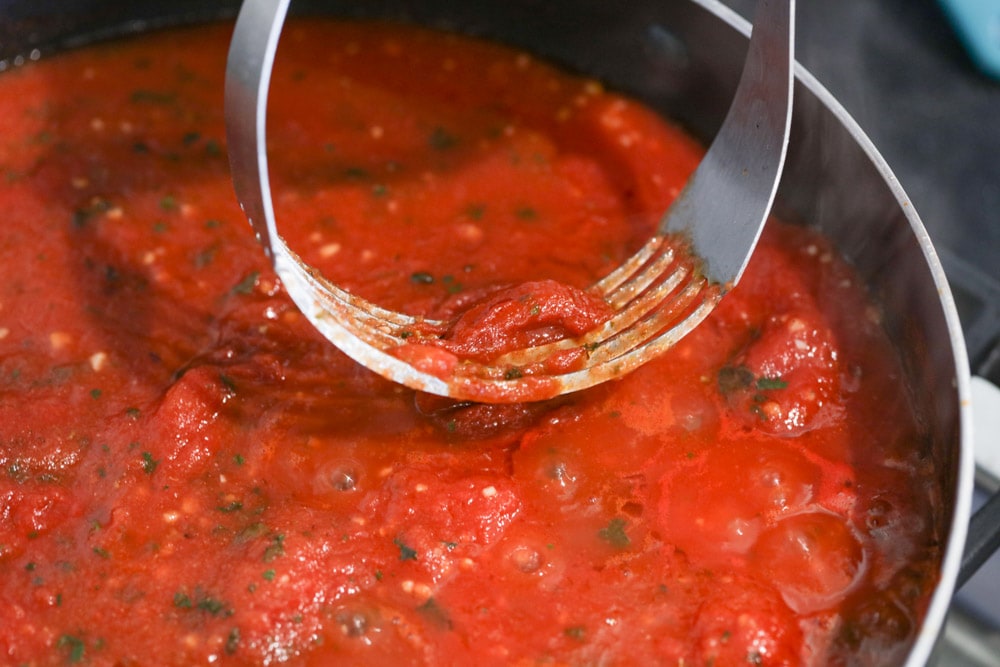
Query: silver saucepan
[{"left": 1, "top": 1, "right": 993, "bottom": 664}]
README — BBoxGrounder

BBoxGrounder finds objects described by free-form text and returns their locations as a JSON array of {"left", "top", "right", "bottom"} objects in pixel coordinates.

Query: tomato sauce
[{"left": 0, "top": 20, "right": 943, "bottom": 666}]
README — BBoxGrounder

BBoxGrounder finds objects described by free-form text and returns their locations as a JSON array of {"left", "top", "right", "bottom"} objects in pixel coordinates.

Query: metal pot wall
[{"left": 0, "top": 1, "right": 989, "bottom": 664}]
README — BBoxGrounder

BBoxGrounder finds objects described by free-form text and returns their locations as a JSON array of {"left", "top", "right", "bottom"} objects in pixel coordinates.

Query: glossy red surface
[{"left": 0, "top": 20, "right": 941, "bottom": 666}]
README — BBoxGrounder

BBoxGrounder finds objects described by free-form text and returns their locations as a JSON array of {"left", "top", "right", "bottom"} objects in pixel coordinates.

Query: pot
[{"left": 0, "top": 1, "right": 992, "bottom": 664}]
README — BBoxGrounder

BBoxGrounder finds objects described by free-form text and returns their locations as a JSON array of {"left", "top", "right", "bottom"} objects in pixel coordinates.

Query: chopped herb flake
[
  {"left": 429, "top": 127, "right": 458, "bottom": 150},
  {"left": 57, "top": 634, "right": 86, "bottom": 663},
  {"left": 141, "top": 451, "right": 159, "bottom": 475},
  {"left": 225, "top": 627, "right": 241, "bottom": 654},
  {"left": 262, "top": 534, "right": 286, "bottom": 562},
  {"left": 417, "top": 597, "right": 452, "bottom": 629},
  {"left": 717, "top": 365, "right": 755, "bottom": 395},
  {"left": 196, "top": 596, "right": 228, "bottom": 616},
  {"left": 175, "top": 589, "right": 233, "bottom": 617},
  {"left": 756, "top": 376, "right": 789, "bottom": 391},
  {"left": 130, "top": 89, "right": 176, "bottom": 104},
  {"left": 515, "top": 206, "right": 538, "bottom": 220},
  {"left": 220, "top": 374, "right": 238, "bottom": 394},
  {"left": 231, "top": 272, "right": 259, "bottom": 295},
  {"left": 598, "top": 517, "right": 630, "bottom": 549},
  {"left": 394, "top": 536, "right": 418, "bottom": 561},
  {"left": 410, "top": 271, "right": 434, "bottom": 285}
]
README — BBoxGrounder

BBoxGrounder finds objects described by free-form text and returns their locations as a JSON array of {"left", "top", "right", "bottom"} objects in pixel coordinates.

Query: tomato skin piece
[
  {"left": 438, "top": 279, "right": 612, "bottom": 361},
  {"left": 413, "top": 392, "right": 559, "bottom": 440}
]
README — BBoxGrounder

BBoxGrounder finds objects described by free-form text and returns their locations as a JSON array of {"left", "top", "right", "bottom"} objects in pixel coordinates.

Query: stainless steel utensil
[{"left": 223, "top": 0, "right": 794, "bottom": 403}]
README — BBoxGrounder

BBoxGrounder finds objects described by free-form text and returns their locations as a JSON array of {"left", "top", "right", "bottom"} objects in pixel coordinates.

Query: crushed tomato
[{"left": 0, "top": 19, "right": 942, "bottom": 666}]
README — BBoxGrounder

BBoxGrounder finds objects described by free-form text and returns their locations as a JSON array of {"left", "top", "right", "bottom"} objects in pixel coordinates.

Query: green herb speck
[
  {"left": 417, "top": 597, "right": 452, "bottom": 629},
  {"left": 343, "top": 166, "right": 369, "bottom": 180},
  {"left": 429, "top": 127, "right": 458, "bottom": 150},
  {"left": 225, "top": 627, "right": 241, "bottom": 654},
  {"left": 515, "top": 206, "right": 538, "bottom": 220},
  {"left": 394, "top": 537, "right": 418, "bottom": 561},
  {"left": 196, "top": 596, "right": 228, "bottom": 616},
  {"left": 231, "top": 272, "right": 259, "bottom": 295},
  {"left": 717, "top": 365, "right": 754, "bottom": 395},
  {"left": 598, "top": 517, "right": 630, "bottom": 549},
  {"left": 220, "top": 374, "right": 238, "bottom": 394},
  {"left": 141, "top": 451, "right": 159, "bottom": 475},
  {"left": 130, "top": 89, "right": 176, "bottom": 105},
  {"left": 57, "top": 634, "right": 86, "bottom": 663},
  {"left": 262, "top": 534, "right": 286, "bottom": 563},
  {"left": 756, "top": 376, "right": 789, "bottom": 391}
]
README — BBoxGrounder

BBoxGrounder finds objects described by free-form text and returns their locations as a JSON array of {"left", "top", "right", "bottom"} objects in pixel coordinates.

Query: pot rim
[
  {"left": 1, "top": 0, "right": 978, "bottom": 661},
  {"left": 693, "top": 1, "right": 975, "bottom": 662}
]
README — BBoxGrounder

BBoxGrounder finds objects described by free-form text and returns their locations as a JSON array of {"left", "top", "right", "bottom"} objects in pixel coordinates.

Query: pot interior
[{"left": 0, "top": 0, "right": 972, "bottom": 663}]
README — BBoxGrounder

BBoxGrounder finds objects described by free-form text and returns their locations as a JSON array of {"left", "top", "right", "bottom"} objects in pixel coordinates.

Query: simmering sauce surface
[{"left": 0, "top": 21, "right": 942, "bottom": 666}]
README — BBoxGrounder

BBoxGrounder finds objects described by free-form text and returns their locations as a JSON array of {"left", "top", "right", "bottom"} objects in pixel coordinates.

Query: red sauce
[{"left": 0, "top": 20, "right": 943, "bottom": 666}]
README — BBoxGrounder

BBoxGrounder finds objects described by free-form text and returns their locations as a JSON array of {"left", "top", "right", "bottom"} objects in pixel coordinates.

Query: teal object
[{"left": 940, "top": 0, "right": 1000, "bottom": 79}]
